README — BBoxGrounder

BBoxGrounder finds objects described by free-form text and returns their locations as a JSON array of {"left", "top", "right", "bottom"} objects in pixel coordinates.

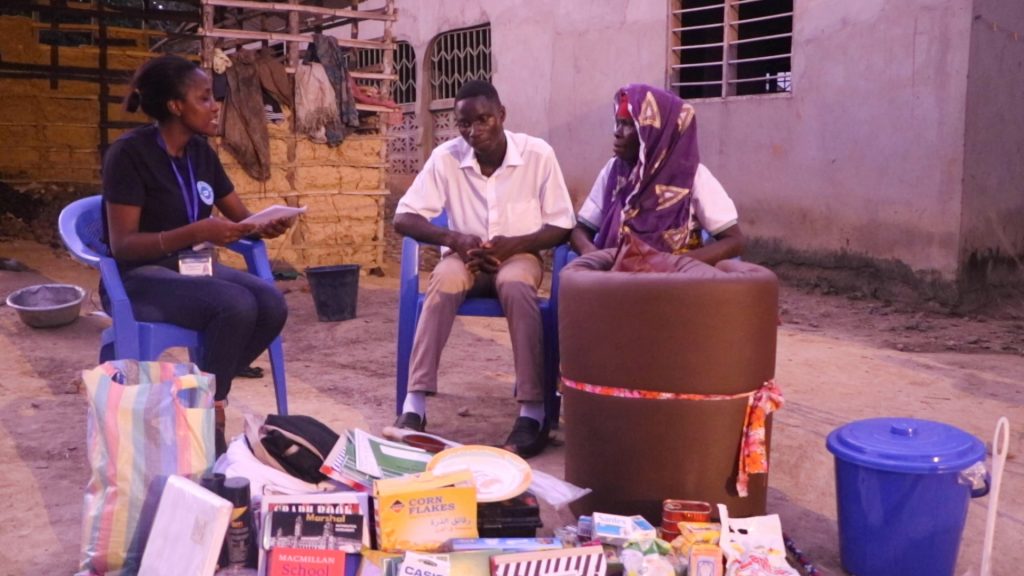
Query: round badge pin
[{"left": 197, "top": 181, "right": 215, "bottom": 205}]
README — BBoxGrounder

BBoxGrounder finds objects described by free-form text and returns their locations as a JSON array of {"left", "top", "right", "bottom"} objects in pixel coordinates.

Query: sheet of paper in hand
[{"left": 240, "top": 205, "right": 308, "bottom": 226}]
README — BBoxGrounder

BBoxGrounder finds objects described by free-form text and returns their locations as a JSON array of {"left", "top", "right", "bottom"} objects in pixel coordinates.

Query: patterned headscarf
[{"left": 594, "top": 84, "right": 701, "bottom": 253}]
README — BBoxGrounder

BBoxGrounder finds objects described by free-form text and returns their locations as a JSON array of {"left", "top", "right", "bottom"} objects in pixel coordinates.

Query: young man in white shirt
[{"left": 394, "top": 80, "right": 575, "bottom": 457}]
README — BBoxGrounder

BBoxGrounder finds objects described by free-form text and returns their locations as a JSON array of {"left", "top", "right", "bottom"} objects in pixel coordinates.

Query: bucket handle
[
  {"left": 980, "top": 417, "right": 1011, "bottom": 576},
  {"left": 970, "top": 473, "right": 991, "bottom": 499},
  {"left": 959, "top": 461, "right": 990, "bottom": 498}
]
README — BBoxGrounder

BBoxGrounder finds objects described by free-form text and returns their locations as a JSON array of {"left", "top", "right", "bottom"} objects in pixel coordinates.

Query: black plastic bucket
[{"left": 305, "top": 264, "right": 360, "bottom": 322}]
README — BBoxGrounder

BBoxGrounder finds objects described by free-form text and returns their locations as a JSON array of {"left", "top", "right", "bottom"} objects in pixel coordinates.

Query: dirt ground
[{"left": 0, "top": 238, "right": 1021, "bottom": 575}]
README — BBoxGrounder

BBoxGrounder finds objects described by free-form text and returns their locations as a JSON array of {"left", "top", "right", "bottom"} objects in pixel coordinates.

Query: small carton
[
  {"left": 446, "top": 537, "right": 563, "bottom": 553},
  {"left": 577, "top": 515, "right": 594, "bottom": 542},
  {"left": 672, "top": 521, "right": 721, "bottom": 557},
  {"left": 593, "top": 512, "right": 633, "bottom": 545},
  {"left": 629, "top": 516, "right": 657, "bottom": 541},
  {"left": 688, "top": 543, "right": 723, "bottom": 576}
]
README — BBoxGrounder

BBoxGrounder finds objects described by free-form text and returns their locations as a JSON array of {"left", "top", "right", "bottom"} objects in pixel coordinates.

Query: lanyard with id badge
[{"left": 158, "top": 133, "right": 215, "bottom": 276}]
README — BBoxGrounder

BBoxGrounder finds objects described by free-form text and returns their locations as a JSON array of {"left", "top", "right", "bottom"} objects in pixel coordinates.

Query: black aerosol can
[
  {"left": 221, "top": 477, "right": 257, "bottom": 569},
  {"left": 199, "top": 472, "right": 229, "bottom": 569}
]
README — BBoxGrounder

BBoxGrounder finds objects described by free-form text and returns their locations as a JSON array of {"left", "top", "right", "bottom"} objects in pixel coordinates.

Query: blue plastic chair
[
  {"left": 58, "top": 195, "right": 289, "bottom": 414},
  {"left": 395, "top": 213, "right": 568, "bottom": 428}
]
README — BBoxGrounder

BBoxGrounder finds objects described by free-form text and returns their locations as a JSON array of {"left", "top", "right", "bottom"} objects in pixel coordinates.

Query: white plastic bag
[
  {"left": 529, "top": 469, "right": 591, "bottom": 510},
  {"left": 718, "top": 504, "right": 799, "bottom": 576}
]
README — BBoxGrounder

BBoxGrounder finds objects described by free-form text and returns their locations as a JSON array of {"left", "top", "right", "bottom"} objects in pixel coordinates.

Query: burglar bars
[{"left": 669, "top": 0, "right": 793, "bottom": 99}]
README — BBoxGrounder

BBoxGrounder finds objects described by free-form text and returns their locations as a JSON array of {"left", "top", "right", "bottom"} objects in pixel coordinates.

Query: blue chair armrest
[{"left": 228, "top": 237, "right": 274, "bottom": 283}]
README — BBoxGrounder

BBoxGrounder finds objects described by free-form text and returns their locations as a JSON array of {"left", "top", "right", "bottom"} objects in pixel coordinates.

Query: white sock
[
  {"left": 402, "top": 391, "right": 427, "bottom": 417},
  {"left": 519, "top": 402, "right": 545, "bottom": 425}
]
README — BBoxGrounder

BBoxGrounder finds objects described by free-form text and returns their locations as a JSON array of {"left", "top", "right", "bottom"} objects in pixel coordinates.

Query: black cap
[
  {"left": 199, "top": 472, "right": 225, "bottom": 496},
  {"left": 222, "top": 477, "right": 251, "bottom": 507}
]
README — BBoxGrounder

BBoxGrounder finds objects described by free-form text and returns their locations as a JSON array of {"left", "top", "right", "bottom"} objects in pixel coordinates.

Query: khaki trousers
[{"left": 408, "top": 252, "right": 544, "bottom": 402}]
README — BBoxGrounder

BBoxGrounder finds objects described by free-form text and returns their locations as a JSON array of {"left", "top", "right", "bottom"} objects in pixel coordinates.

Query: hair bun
[{"left": 124, "top": 90, "right": 141, "bottom": 113}]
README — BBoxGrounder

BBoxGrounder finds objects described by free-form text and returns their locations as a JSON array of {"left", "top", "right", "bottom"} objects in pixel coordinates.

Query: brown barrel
[{"left": 558, "top": 251, "right": 778, "bottom": 523}]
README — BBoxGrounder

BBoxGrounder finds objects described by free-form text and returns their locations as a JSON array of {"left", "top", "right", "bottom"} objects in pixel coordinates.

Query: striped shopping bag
[{"left": 78, "top": 360, "right": 215, "bottom": 575}]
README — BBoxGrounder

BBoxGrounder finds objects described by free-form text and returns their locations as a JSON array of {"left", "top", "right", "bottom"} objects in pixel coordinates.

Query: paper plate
[{"left": 427, "top": 445, "right": 533, "bottom": 503}]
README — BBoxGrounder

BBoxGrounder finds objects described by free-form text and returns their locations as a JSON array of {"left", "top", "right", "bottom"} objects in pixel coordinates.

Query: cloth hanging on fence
[
  {"left": 561, "top": 378, "right": 784, "bottom": 497},
  {"left": 253, "top": 47, "right": 294, "bottom": 111},
  {"left": 307, "top": 33, "right": 360, "bottom": 146},
  {"left": 223, "top": 50, "right": 272, "bottom": 181},
  {"left": 295, "top": 62, "right": 342, "bottom": 144}
]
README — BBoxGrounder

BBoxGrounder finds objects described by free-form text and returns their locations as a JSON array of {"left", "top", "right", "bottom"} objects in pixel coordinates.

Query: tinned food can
[{"left": 662, "top": 499, "right": 712, "bottom": 524}]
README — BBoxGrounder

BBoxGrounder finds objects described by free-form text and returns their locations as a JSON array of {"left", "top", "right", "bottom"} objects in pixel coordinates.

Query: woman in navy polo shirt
[{"left": 103, "top": 55, "right": 292, "bottom": 455}]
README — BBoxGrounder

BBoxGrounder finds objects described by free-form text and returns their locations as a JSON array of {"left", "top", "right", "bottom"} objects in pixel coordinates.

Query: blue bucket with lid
[{"left": 826, "top": 417, "right": 988, "bottom": 576}]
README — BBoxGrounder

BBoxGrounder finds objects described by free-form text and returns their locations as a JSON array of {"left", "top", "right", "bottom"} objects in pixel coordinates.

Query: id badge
[{"left": 178, "top": 248, "right": 213, "bottom": 277}]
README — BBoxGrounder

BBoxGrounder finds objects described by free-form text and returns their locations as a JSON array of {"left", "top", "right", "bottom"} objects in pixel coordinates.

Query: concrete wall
[
  {"left": 696, "top": 0, "right": 973, "bottom": 281},
  {"left": 386, "top": 0, "right": 1024, "bottom": 294},
  {"left": 960, "top": 0, "right": 1024, "bottom": 289},
  {"left": 388, "top": 0, "right": 667, "bottom": 199}
]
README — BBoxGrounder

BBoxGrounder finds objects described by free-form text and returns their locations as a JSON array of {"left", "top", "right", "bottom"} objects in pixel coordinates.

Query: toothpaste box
[
  {"left": 593, "top": 512, "right": 633, "bottom": 545},
  {"left": 446, "top": 537, "right": 562, "bottom": 553},
  {"left": 629, "top": 515, "right": 657, "bottom": 541}
]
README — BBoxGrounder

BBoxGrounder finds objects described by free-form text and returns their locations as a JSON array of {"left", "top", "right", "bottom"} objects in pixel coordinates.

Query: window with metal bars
[
  {"left": 429, "top": 23, "right": 491, "bottom": 102},
  {"left": 353, "top": 41, "right": 417, "bottom": 105},
  {"left": 670, "top": 0, "right": 792, "bottom": 99}
]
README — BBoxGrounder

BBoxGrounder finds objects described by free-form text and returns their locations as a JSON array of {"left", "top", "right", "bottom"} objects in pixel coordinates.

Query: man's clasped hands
[{"left": 448, "top": 231, "right": 527, "bottom": 274}]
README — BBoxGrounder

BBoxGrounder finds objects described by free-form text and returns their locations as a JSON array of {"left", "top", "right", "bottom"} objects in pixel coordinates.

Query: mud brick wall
[
  {"left": 0, "top": 15, "right": 151, "bottom": 183},
  {"left": 0, "top": 14, "right": 387, "bottom": 271},
  {"left": 215, "top": 118, "right": 388, "bottom": 272}
]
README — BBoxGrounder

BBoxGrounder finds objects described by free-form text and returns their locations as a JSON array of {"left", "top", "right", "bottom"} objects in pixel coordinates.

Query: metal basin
[{"left": 5, "top": 284, "right": 86, "bottom": 328}]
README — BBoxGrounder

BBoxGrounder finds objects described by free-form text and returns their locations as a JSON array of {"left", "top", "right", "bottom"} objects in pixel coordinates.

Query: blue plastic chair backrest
[
  {"left": 58, "top": 195, "right": 108, "bottom": 268},
  {"left": 430, "top": 212, "right": 449, "bottom": 229}
]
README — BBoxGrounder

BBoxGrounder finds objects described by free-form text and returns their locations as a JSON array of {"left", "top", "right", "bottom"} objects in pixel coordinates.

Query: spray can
[
  {"left": 200, "top": 473, "right": 228, "bottom": 569},
  {"left": 222, "top": 477, "right": 257, "bottom": 569},
  {"left": 200, "top": 472, "right": 226, "bottom": 495}
]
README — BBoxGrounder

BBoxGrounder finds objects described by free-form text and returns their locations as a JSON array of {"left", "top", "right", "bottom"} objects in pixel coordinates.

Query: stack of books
[
  {"left": 320, "top": 429, "right": 434, "bottom": 492},
  {"left": 259, "top": 491, "right": 372, "bottom": 576}
]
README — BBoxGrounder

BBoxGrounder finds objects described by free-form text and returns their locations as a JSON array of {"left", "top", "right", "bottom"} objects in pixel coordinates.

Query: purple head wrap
[{"left": 594, "top": 84, "right": 701, "bottom": 253}]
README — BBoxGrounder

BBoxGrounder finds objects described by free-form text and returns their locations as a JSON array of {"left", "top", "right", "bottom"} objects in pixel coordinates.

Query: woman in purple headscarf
[{"left": 570, "top": 84, "right": 744, "bottom": 262}]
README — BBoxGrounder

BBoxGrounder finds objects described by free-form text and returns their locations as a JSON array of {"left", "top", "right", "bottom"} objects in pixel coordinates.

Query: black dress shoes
[
  {"left": 503, "top": 416, "right": 550, "bottom": 459},
  {"left": 394, "top": 412, "right": 426, "bottom": 432}
]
